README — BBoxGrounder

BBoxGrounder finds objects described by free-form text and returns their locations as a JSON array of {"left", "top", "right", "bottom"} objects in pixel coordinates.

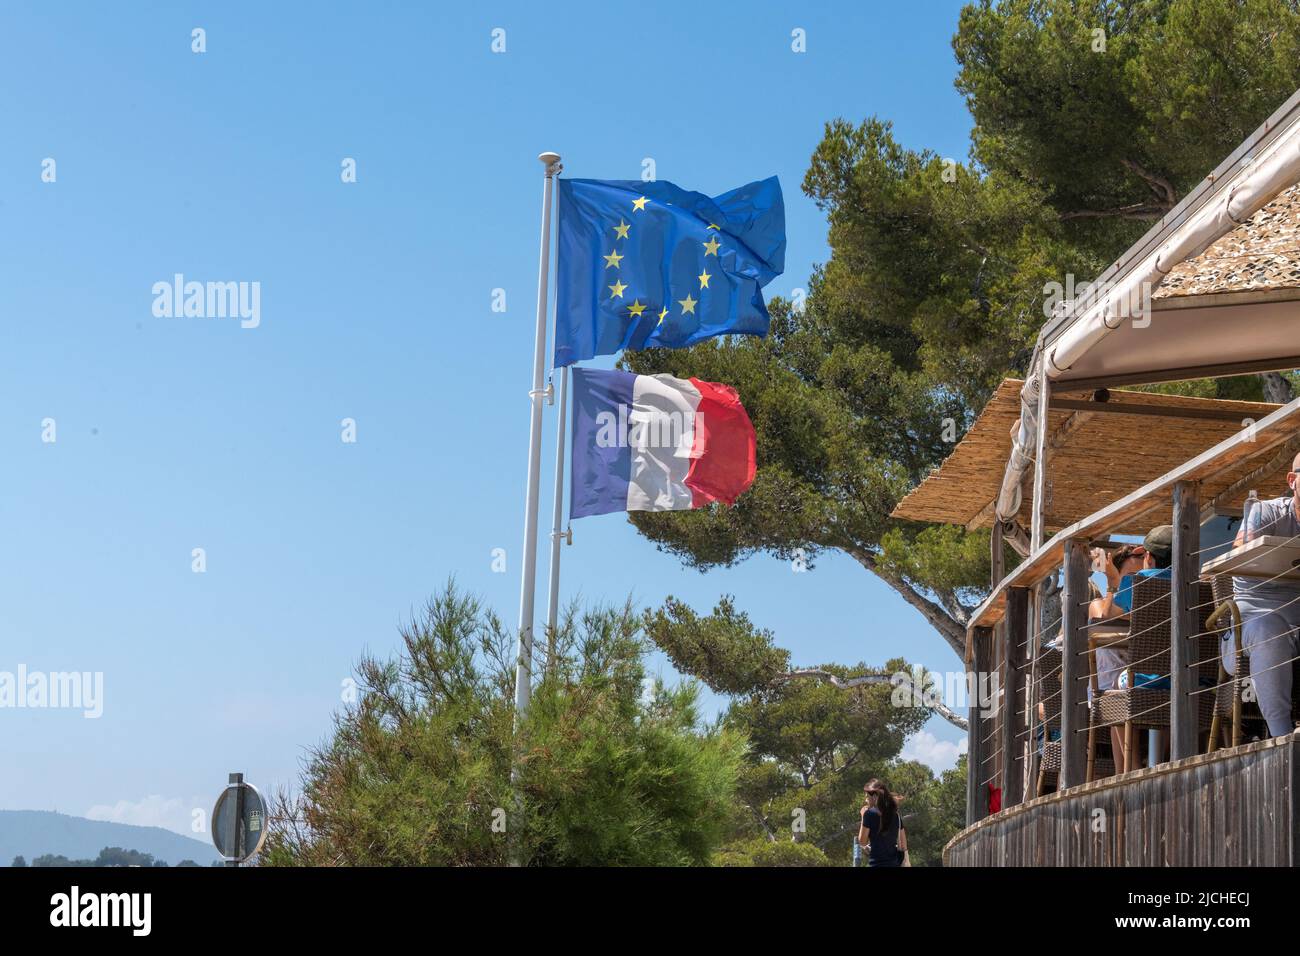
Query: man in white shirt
[{"left": 1230, "top": 453, "right": 1300, "bottom": 738}]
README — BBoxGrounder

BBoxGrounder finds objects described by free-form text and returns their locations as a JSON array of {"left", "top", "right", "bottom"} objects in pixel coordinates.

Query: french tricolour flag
[{"left": 570, "top": 368, "right": 757, "bottom": 519}]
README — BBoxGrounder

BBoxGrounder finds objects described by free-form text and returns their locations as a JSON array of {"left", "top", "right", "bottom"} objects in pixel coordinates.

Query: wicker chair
[
  {"left": 1208, "top": 573, "right": 1247, "bottom": 750},
  {"left": 1093, "top": 577, "right": 1218, "bottom": 771},
  {"left": 1085, "top": 633, "right": 1121, "bottom": 782},
  {"left": 1207, "top": 573, "right": 1300, "bottom": 748},
  {"left": 1034, "top": 645, "right": 1062, "bottom": 796},
  {"left": 1034, "top": 644, "right": 1116, "bottom": 792}
]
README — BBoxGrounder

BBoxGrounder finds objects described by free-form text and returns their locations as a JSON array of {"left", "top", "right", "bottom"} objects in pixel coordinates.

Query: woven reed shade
[
  {"left": 1156, "top": 183, "right": 1300, "bottom": 298},
  {"left": 891, "top": 379, "right": 1289, "bottom": 535}
]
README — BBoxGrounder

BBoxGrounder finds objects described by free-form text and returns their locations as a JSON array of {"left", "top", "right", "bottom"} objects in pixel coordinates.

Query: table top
[
  {"left": 1201, "top": 535, "right": 1300, "bottom": 582},
  {"left": 1088, "top": 623, "right": 1129, "bottom": 648}
]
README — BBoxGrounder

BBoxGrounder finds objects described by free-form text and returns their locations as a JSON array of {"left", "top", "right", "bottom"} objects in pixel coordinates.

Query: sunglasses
[{"left": 1111, "top": 545, "right": 1146, "bottom": 567}]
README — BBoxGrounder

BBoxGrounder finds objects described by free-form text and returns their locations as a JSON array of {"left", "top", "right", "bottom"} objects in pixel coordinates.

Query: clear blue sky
[{"left": 0, "top": 1, "right": 974, "bottom": 837}]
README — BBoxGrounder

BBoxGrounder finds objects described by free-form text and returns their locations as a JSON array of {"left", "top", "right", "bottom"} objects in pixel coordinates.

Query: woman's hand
[{"left": 1104, "top": 555, "right": 1121, "bottom": 589}]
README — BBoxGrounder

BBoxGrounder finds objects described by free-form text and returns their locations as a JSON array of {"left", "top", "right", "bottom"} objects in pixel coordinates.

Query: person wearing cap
[
  {"left": 1090, "top": 528, "right": 1174, "bottom": 768},
  {"left": 1108, "top": 526, "right": 1175, "bottom": 617},
  {"left": 1229, "top": 455, "right": 1300, "bottom": 738}
]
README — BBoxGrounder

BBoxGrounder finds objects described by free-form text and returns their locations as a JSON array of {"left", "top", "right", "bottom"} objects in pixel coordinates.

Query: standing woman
[{"left": 858, "top": 779, "right": 907, "bottom": 867}]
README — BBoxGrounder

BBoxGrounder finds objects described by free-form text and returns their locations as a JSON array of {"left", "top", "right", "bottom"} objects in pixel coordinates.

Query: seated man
[
  {"left": 1111, "top": 526, "right": 1174, "bottom": 617},
  {"left": 1230, "top": 456, "right": 1300, "bottom": 738},
  {"left": 1088, "top": 528, "right": 1173, "bottom": 769}
]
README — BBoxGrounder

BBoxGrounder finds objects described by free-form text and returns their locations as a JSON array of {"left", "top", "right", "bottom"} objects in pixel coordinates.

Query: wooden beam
[
  {"left": 968, "top": 395, "right": 1300, "bottom": 629},
  {"left": 1003, "top": 520, "right": 1031, "bottom": 557},
  {"left": 1046, "top": 409, "right": 1095, "bottom": 451},
  {"left": 967, "top": 626, "right": 993, "bottom": 827},
  {"left": 1050, "top": 398, "right": 1259, "bottom": 423},
  {"left": 1002, "top": 587, "right": 1029, "bottom": 809},
  {"left": 1060, "top": 540, "right": 1090, "bottom": 789},
  {"left": 1201, "top": 436, "right": 1300, "bottom": 520},
  {"left": 1171, "top": 480, "right": 1201, "bottom": 761},
  {"left": 1024, "top": 586, "right": 1041, "bottom": 803},
  {"left": 966, "top": 496, "right": 998, "bottom": 531}
]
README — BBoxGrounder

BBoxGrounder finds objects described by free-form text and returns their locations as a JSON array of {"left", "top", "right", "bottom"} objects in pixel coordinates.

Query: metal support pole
[
  {"left": 1171, "top": 479, "right": 1201, "bottom": 760},
  {"left": 514, "top": 151, "right": 562, "bottom": 720},
  {"left": 544, "top": 365, "right": 571, "bottom": 671},
  {"left": 225, "top": 772, "right": 243, "bottom": 868}
]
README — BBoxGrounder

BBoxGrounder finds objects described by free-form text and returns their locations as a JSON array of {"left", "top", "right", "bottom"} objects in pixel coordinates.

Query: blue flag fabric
[{"left": 553, "top": 177, "right": 785, "bottom": 367}]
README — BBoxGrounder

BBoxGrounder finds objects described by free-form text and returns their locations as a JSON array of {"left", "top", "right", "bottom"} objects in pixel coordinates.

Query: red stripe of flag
[{"left": 685, "top": 378, "right": 757, "bottom": 507}]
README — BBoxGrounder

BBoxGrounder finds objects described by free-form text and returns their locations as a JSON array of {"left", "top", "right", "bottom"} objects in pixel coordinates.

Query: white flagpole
[
  {"left": 514, "top": 151, "right": 562, "bottom": 719},
  {"left": 544, "top": 365, "right": 572, "bottom": 662}
]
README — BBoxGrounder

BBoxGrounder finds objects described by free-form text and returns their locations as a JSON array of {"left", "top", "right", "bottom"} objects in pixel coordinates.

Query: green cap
[{"left": 1144, "top": 524, "right": 1174, "bottom": 562}]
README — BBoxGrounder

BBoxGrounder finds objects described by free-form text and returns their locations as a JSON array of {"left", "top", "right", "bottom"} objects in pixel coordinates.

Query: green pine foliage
[
  {"left": 262, "top": 584, "right": 745, "bottom": 867},
  {"left": 644, "top": 597, "right": 966, "bottom": 865}
]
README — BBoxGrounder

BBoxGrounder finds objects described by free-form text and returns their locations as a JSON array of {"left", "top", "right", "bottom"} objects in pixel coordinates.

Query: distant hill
[{"left": 0, "top": 810, "right": 220, "bottom": 866}]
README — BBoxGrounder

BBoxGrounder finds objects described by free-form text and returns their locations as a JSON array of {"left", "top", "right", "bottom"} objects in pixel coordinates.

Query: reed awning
[
  {"left": 1053, "top": 184, "right": 1300, "bottom": 391},
  {"left": 890, "top": 379, "right": 1289, "bottom": 536}
]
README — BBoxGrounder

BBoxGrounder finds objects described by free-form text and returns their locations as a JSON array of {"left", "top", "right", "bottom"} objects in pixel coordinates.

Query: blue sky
[{"left": 0, "top": 1, "right": 975, "bottom": 838}]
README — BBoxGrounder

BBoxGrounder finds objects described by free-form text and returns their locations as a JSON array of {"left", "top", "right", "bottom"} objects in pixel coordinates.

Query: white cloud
[
  {"left": 901, "top": 729, "right": 966, "bottom": 773},
  {"left": 85, "top": 794, "right": 203, "bottom": 837}
]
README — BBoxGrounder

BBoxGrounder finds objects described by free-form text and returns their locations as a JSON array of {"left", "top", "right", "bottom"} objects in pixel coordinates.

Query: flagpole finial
[{"left": 538, "top": 151, "right": 562, "bottom": 175}]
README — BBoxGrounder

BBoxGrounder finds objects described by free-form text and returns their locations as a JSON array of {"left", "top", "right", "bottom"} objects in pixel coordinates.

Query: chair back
[
  {"left": 1038, "top": 645, "right": 1062, "bottom": 731},
  {"left": 1195, "top": 580, "right": 1220, "bottom": 690},
  {"left": 1127, "top": 576, "right": 1173, "bottom": 681},
  {"left": 1127, "top": 576, "right": 1219, "bottom": 698}
]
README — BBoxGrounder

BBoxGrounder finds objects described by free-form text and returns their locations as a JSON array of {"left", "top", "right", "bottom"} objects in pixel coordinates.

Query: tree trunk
[
  {"left": 1260, "top": 371, "right": 1295, "bottom": 405},
  {"left": 773, "top": 668, "right": 969, "bottom": 730},
  {"left": 846, "top": 546, "right": 968, "bottom": 658}
]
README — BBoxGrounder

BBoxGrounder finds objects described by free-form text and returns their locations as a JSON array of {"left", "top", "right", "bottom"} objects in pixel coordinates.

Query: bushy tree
[
  {"left": 644, "top": 597, "right": 966, "bottom": 865},
  {"left": 262, "top": 584, "right": 745, "bottom": 867},
  {"left": 95, "top": 846, "right": 163, "bottom": 868}
]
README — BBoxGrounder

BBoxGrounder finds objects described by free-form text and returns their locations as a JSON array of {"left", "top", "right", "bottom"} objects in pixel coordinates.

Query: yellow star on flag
[
  {"left": 707, "top": 223, "right": 720, "bottom": 230},
  {"left": 608, "top": 279, "right": 628, "bottom": 299},
  {"left": 702, "top": 236, "right": 720, "bottom": 256},
  {"left": 613, "top": 220, "right": 631, "bottom": 240},
  {"left": 656, "top": 306, "right": 670, "bottom": 326},
  {"left": 632, "top": 196, "right": 649, "bottom": 212},
  {"left": 627, "top": 299, "right": 646, "bottom": 317},
  {"left": 603, "top": 249, "right": 624, "bottom": 269},
  {"left": 698, "top": 269, "right": 712, "bottom": 289},
  {"left": 678, "top": 293, "right": 697, "bottom": 314}
]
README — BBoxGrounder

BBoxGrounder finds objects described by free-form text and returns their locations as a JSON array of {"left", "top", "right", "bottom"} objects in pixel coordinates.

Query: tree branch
[
  {"left": 1260, "top": 371, "right": 1296, "bottom": 405},
  {"left": 772, "top": 668, "right": 969, "bottom": 731},
  {"left": 1059, "top": 203, "right": 1171, "bottom": 222},
  {"left": 747, "top": 804, "right": 778, "bottom": 843},
  {"left": 1120, "top": 158, "right": 1178, "bottom": 208}
]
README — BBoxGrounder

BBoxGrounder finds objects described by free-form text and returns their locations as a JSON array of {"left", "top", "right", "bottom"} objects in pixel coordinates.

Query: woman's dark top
[{"left": 862, "top": 807, "right": 904, "bottom": 867}]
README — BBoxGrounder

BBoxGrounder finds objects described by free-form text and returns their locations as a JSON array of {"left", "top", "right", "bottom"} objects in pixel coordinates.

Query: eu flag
[{"left": 553, "top": 177, "right": 785, "bottom": 367}]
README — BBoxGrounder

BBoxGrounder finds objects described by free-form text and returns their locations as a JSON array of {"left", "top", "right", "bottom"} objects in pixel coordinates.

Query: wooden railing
[{"left": 945, "top": 734, "right": 1298, "bottom": 866}]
